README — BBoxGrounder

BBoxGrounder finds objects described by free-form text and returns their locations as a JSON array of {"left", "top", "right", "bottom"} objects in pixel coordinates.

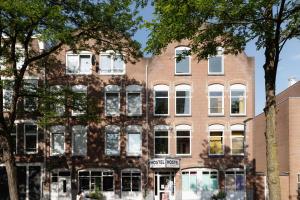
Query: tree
[
  {"left": 0, "top": 0, "right": 143, "bottom": 199},
  {"left": 145, "top": 1, "right": 300, "bottom": 200}
]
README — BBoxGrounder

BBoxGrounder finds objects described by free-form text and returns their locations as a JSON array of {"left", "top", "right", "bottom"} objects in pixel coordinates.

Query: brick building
[
  {"left": 254, "top": 81, "right": 300, "bottom": 200},
  {"left": 0, "top": 40, "right": 255, "bottom": 200}
]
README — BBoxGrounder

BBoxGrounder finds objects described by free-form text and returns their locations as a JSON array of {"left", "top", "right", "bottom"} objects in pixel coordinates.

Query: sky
[{"left": 133, "top": 5, "right": 300, "bottom": 115}]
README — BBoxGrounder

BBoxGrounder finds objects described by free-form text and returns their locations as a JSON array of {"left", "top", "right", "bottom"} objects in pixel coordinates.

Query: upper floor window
[
  {"left": 230, "top": 84, "right": 246, "bottom": 115},
  {"left": 126, "top": 125, "right": 142, "bottom": 156},
  {"left": 208, "top": 84, "right": 224, "bottom": 115},
  {"left": 50, "top": 125, "right": 65, "bottom": 156},
  {"left": 72, "top": 85, "right": 87, "bottom": 116},
  {"left": 2, "top": 79, "right": 13, "bottom": 111},
  {"left": 66, "top": 51, "right": 92, "bottom": 74},
  {"left": 121, "top": 169, "right": 141, "bottom": 192},
  {"left": 154, "top": 85, "right": 169, "bottom": 116},
  {"left": 100, "top": 51, "right": 125, "bottom": 75},
  {"left": 154, "top": 125, "right": 169, "bottom": 155},
  {"left": 231, "top": 124, "right": 244, "bottom": 155},
  {"left": 208, "top": 124, "right": 224, "bottom": 155},
  {"left": 175, "top": 84, "right": 191, "bottom": 115},
  {"left": 176, "top": 125, "right": 191, "bottom": 155},
  {"left": 72, "top": 125, "right": 87, "bottom": 156},
  {"left": 105, "top": 85, "right": 120, "bottom": 116},
  {"left": 23, "top": 79, "right": 38, "bottom": 112},
  {"left": 105, "top": 125, "right": 120, "bottom": 156},
  {"left": 50, "top": 85, "right": 65, "bottom": 116},
  {"left": 24, "top": 123, "right": 38, "bottom": 154},
  {"left": 208, "top": 47, "right": 224, "bottom": 75},
  {"left": 175, "top": 47, "right": 190, "bottom": 74},
  {"left": 225, "top": 169, "right": 245, "bottom": 191},
  {"left": 126, "top": 85, "right": 142, "bottom": 116}
]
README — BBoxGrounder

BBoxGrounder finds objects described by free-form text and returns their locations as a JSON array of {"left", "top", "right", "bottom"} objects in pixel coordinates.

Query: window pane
[
  {"left": 106, "top": 93, "right": 119, "bottom": 115},
  {"left": 17, "top": 166, "right": 27, "bottom": 200},
  {"left": 155, "top": 138, "right": 168, "bottom": 154},
  {"left": 67, "top": 55, "right": 79, "bottom": 73},
  {"left": 155, "top": 98, "right": 168, "bottom": 115},
  {"left": 209, "top": 56, "right": 222, "bottom": 73},
  {"left": 132, "top": 176, "right": 141, "bottom": 191},
  {"left": 155, "top": 91, "right": 168, "bottom": 97},
  {"left": 73, "top": 92, "right": 87, "bottom": 115},
  {"left": 177, "top": 137, "right": 190, "bottom": 154},
  {"left": 231, "top": 90, "right": 245, "bottom": 114},
  {"left": 176, "top": 97, "right": 190, "bottom": 114},
  {"left": 26, "top": 135, "right": 37, "bottom": 152},
  {"left": 127, "top": 132, "right": 141, "bottom": 155},
  {"left": 209, "top": 132, "right": 223, "bottom": 155},
  {"left": 52, "top": 133, "right": 64, "bottom": 154},
  {"left": 209, "top": 91, "right": 223, "bottom": 114},
  {"left": 155, "top": 131, "right": 168, "bottom": 137},
  {"left": 100, "top": 55, "right": 111, "bottom": 73},
  {"left": 190, "top": 172, "right": 197, "bottom": 192},
  {"left": 122, "top": 177, "right": 131, "bottom": 191},
  {"left": 113, "top": 55, "right": 124, "bottom": 73},
  {"left": 79, "top": 55, "right": 91, "bottom": 73},
  {"left": 73, "top": 127, "right": 87, "bottom": 155},
  {"left": 236, "top": 174, "right": 245, "bottom": 191},
  {"left": 128, "top": 93, "right": 141, "bottom": 115},
  {"left": 176, "top": 50, "right": 189, "bottom": 74},
  {"left": 232, "top": 136, "right": 244, "bottom": 154},
  {"left": 103, "top": 176, "right": 114, "bottom": 191},
  {"left": 106, "top": 132, "right": 119, "bottom": 155},
  {"left": 225, "top": 174, "right": 235, "bottom": 191},
  {"left": 182, "top": 172, "right": 189, "bottom": 191},
  {"left": 79, "top": 177, "right": 90, "bottom": 191}
]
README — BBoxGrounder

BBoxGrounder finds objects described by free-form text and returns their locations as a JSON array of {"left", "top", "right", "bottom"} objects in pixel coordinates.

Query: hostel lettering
[{"left": 149, "top": 158, "right": 180, "bottom": 168}]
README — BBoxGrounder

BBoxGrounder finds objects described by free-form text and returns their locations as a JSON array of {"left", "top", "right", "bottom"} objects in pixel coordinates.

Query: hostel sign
[{"left": 149, "top": 158, "right": 180, "bottom": 168}]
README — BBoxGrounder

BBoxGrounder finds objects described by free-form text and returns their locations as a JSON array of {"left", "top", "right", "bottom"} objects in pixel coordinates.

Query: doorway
[
  {"left": 51, "top": 171, "right": 71, "bottom": 200},
  {"left": 154, "top": 171, "right": 175, "bottom": 200}
]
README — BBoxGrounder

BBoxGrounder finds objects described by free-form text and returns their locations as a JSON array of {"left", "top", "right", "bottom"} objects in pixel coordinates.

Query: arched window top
[
  {"left": 208, "top": 124, "right": 224, "bottom": 131},
  {"left": 175, "top": 84, "right": 191, "bottom": 91},
  {"left": 126, "top": 125, "right": 142, "bottom": 132},
  {"left": 175, "top": 46, "right": 191, "bottom": 51},
  {"left": 105, "top": 125, "right": 120, "bottom": 132},
  {"left": 154, "top": 84, "right": 169, "bottom": 91},
  {"left": 231, "top": 124, "right": 244, "bottom": 131},
  {"left": 105, "top": 85, "right": 120, "bottom": 92},
  {"left": 72, "top": 85, "right": 87, "bottom": 92},
  {"left": 176, "top": 124, "right": 191, "bottom": 131},
  {"left": 50, "top": 125, "right": 65, "bottom": 133},
  {"left": 126, "top": 85, "right": 142, "bottom": 92},
  {"left": 154, "top": 125, "right": 169, "bottom": 131},
  {"left": 230, "top": 84, "right": 246, "bottom": 90},
  {"left": 208, "top": 84, "right": 224, "bottom": 91}
]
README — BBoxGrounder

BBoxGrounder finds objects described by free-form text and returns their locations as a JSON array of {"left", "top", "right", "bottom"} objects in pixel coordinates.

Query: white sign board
[{"left": 149, "top": 158, "right": 180, "bottom": 168}]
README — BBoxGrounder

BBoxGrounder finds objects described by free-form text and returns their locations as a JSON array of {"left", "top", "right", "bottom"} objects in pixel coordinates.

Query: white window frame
[
  {"left": 71, "top": 85, "right": 87, "bottom": 116},
  {"left": 126, "top": 125, "right": 142, "bottom": 156},
  {"left": 208, "top": 124, "right": 224, "bottom": 156},
  {"left": 225, "top": 168, "right": 246, "bottom": 191},
  {"left": 153, "top": 85, "right": 169, "bottom": 116},
  {"left": 99, "top": 51, "right": 126, "bottom": 75},
  {"left": 154, "top": 125, "right": 170, "bottom": 156},
  {"left": 50, "top": 125, "right": 65, "bottom": 156},
  {"left": 230, "top": 84, "right": 246, "bottom": 116},
  {"left": 66, "top": 51, "right": 92, "bottom": 75},
  {"left": 230, "top": 124, "right": 245, "bottom": 155},
  {"left": 72, "top": 125, "right": 87, "bottom": 156},
  {"left": 175, "top": 46, "right": 191, "bottom": 75},
  {"left": 105, "top": 85, "right": 121, "bottom": 116},
  {"left": 24, "top": 123, "right": 38, "bottom": 154},
  {"left": 121, "top": 168, "right": 142, "bottom": 192},
  {"left": 23, "top": 79, "right": 38, "bottom": 112},
  {"left": 126, "top": 85, "right": 142, "bottom": 116},
  {"left": 208, "top": 47, "right": 224, "bottom": 75},
  {"left": 105, "top": 125, "right": 120, "bottom": 156},
  {"left": 175, "top": 84, "right": 191, "bottom": 116},
  {"left": 208, "top": 84, "right": 224, "bottom": 116},
  {"left": 175, "top": 125, "right": 192, "bottom": 156}
]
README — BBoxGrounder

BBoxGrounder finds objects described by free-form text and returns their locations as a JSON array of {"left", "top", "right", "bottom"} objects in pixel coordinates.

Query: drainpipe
[{"left": 145, "top": 58, "right": 150, "bottom": 198}]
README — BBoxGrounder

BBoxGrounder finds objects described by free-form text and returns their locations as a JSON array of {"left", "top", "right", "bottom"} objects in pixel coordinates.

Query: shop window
[
  {"left": 105, "top": 85, "right": 120, "bottom": 116},
  {"left": 230, "top": 84, "right": 246, "bottom": 115},
  {"left": 79, "top": 170, "right": 114, "bottom": 192},
  {"left": 176, "top": 125, "right": 191, "bottom": 155},
  {"left": 126, "top": 125, "right": 142, "bottom": 156},
  {"left": 208, "top": 84, "right": 224, "bottom": 115},
  {"left": 66, "top": 51, "right": 92, "bottom": 74},
  {"left": 225, "top": 169, "right": 245, "bottom": 191},
  {"left": 24, "top": 123, "right": 38, "bottom": 154},
  {"left": 154, "top": 125, "right": 169, "bottom": 155},
  {"left": 175, "top": 46, "right": 190, "bottom": 74},
  {"left": 121, "top": 169, "right": 141, "bottom": 192},
  {"left": 72, "top": 125, "right": 87, "bottom": 156},
  {"left": 105, "top": 125, "right": 120, "bottom": 156},
  {"left": 208, "top": 124, "right": 224, "bottom": 155},
  {"left": 175, "top": 84, "right": 191, "bottom": 115},
  {"left": 154, "top": 85, "right": 169, "bottom": 116},
  {"left": 126, "top": 85, "right": 142, "bottom": 116}
]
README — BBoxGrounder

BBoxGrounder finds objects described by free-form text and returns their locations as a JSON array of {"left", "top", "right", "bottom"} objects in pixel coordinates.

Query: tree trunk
[
  {"left": 264, "top": 46, "right": 281, "bottom": 200},
  {"left": 3, "top": 137, "right": 19, "bottom": 200}
]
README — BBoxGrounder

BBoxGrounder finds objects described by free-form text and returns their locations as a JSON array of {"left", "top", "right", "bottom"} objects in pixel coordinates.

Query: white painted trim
[
  {"left": 230, "top": 84, "right": 247, "bottom": 116},
  {"left": 174, "top": 46, "right": 191, "bottom": 75},
  {"left": 208, "top": 84, "right": 224, "bottom": 116},
  {"left": 154, "top": 127, "right": 170, "bottom": 156},
  {"left": 175, "top": 84, "right": 191, "bottom": 116},
  {"left": 65, "top": 51, "right": 92, "bottom": 75},
  {"left": 208, "top": 54, "right": 224, "bottom": 75},
  {"left": 175, "top": 125, "right": 192, "bottom": 156},
  {"left": 99, "top": 52, "right": 126, "bottom": 75},
  {"left": 154, "top": 85, "right": 169, "bottom": 116}
]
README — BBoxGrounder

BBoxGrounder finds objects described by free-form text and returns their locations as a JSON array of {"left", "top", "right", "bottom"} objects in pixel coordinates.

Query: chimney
[{"left": 288, "top": 77, "right": 297, "bottom": 87}]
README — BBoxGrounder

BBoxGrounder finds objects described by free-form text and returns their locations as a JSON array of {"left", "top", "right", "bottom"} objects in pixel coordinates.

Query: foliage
[{"left": 211, "top": 190, "right": 226, "bottom": 200}]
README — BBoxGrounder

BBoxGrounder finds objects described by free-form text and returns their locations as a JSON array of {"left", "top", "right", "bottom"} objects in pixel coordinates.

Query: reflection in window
[
  {"left": 208, "top": 84, "right": 224, "bottom": 115},
  {"left": 175, "top": 47, "right": 190, "bottom": 74},
  {"left": 100, "top": 52, "right": 125, "bottom": 74},
  {"left": 105, "top": 125, "right": 120, "bottom": 156},
  {"left": 230, "top": 84, "right": 246, "bottom": 115},
  {"left": 231, "top": 124, "right": 245, "bottom": 155},
  {"left": 105, "top": 85, "right": 120, "bottom": 116},
  {"left": 72, "top": 85, "right": 87, "bottom": 116},
  {"left": 23, "top": 79, "right": 38, "bottom": 112},
  {"left": 66, "top": 52, "right": 92, "bottom": 74},
  {"left": 225, "top": 170, "right": 245, "bottom": 191},
  {"left": 208, "top": 125, "right": 224, "bottom": 155},
  {"left": 126, "top": 126, "right": 142, "bottom": 156},
  {"left": 122, "top": 169, "right": 141, "bottom": 192},
  {"left": 126, "top": 85, "right": 142, "bottom": 116},
  {"left": 51, "top": 126, "right": 65, "bottom": 155},
  {"left": 175, "top": 85, "right": 191, "bottom": 115}
]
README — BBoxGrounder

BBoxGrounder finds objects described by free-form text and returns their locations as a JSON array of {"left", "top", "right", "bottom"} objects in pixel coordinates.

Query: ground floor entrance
[
  {"left": 154, "top": 171, "right": 175, "bottom": 200},
  {"left": 50, "top": 170, "right": 72, "bottom": 200}
]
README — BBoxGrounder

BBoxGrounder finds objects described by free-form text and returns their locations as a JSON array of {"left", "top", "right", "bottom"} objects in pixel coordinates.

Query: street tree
[
  {"left": 146, "top": 1, "right": 300, "bottom": 199},
  {"left": 0, "top": 0, "right": 143, "bottom": 199}
]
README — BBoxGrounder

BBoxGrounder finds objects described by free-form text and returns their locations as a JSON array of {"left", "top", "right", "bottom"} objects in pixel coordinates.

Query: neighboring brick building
[
  {"left": 0, "top": 40, "right": 255, "bottom": 200},
  {"left": 253, "top": 81, "right": 300, "bottom": 200}
]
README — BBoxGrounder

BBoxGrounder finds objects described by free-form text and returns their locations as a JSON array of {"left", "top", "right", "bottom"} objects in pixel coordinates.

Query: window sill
[
  {"left": 175, "top": 114, "right": 191, "bottom": 117},
  {"left": 174, "top": 73, "right": 191, "bottom": 76},
  {"left": 208, "top": 114, "right": 225, "bottom": 117},
  {"left": 153, "top": 114, "right": 169, "bottom": 117},
  {"left": 208, "top": 73, "right": 224, "bottom": 76},
  {"left": 230, "top": 114, "right": 247, "bottom": 117},
  {"left": 66, "top": 72, "right": 92, "bottom": 75},
  {"left": 100, "top": 72, "right": 125, "bottom": 75},
  {"left": 25, "top": 152, "right": 38, "bottom": 154},
  {"left": 208, "top": 154, "right": 224, "bottom": 157},
  {"left": 230, "top": 154, "right": 245, "bottom": 157},
  {"left": 126, "top": 154, "right": 142, "bottom": 157},
  {"left": 105, "top": 114, "right": 120, "bottom": 117},
  {"left": 154, "top": 154, "right": 170, "bottom": 157},
  {"left": 175, "top": 154, "right": 192, "bottom": 158}
]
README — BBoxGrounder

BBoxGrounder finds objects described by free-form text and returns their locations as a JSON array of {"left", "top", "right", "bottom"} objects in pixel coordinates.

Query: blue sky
[{"left": 133, "top": 5, "right": 300, "bottom": 115}]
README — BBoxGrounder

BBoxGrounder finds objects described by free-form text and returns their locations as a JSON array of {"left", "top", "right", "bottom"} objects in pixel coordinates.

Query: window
[
  {"left": 50, "top": 85, "right": 65, "bottom": 116},
  {"left": 154, "top": 125, "right": 169, "bottom": 155},
  {"left": 225, "top": 169, "right": 245, "bottom": 191},
  {"left": 72, "top": 125, "right": 87, "bottom": 156},
  {"left": 231, "top": 124, "right": 244, "bottom": 155},
  {"left": 50, "top": 126, "right": 65, "bottom": 155},
  {"left": 105, "top": 125, "right": 120, "bottom": 156},
  {"left": 126, "top": 85, "right": 142, "bottom": 116},
  {"left": 208, "top": 47, "right": 224, "bottom": 75},
  {"left": 208, "top": 124, "right": 224, "bottom": 155},
  {"left": 100, "top": 51, "right": 125, "bottom": 74},
  {"left": 126, "top": 126, "right": 142, "bottom": 156},
  {"left": 122, "top": 169, "right": 141, "bottom": 192},
  {"left": 154, "top": 85, "right": 169, "bottom": 115},
  {"left": 176, "top": 125, "right": 191, "bottom": 155},
  {"left": 78, "top": 169, "right": 114, "bottom": 192},
  {"left": 11, "top": 125, "right": 17, "bottom": 154},
  {"left": 72, "top": 85, "right": 87, "bottom": 116},
  {"left": 66, "top": 51, "right": 92, "bottom": 74},
  {"left": 208, "top": 84, "right": 224, "bottom": 115},
  {"left": 175, "top": 84, "right": 191, "bottom": 115},
  {"left": 105, "top": 85, "right": 120, "bottom": 116},
  {"left": 2, "top": 79, "right": 13, "bottom": 111},
  {"left": 230, "top": 84, "right": 246, "bottom": 115},
  {"left": 23, "top": 79, "right": 38, "bottom": 112},
  {"left": 175, "top": 47, "right": 190, "bottom": 74},
  {"left": 24, "top": 124, "right": 38, "bottom": 154}
]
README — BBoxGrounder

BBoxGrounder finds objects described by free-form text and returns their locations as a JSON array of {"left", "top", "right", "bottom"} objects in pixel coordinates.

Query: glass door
[{"left": 155, "top": 172, "right": 175, "bottom": 200}]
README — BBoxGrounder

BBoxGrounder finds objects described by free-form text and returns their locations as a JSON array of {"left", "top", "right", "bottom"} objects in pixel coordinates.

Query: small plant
[
  {"left": 88, "top": 189, "right": 105, "bottom": 200},
  {"left": 211, "top": 190, "right": 226, "bottom": 200}
]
